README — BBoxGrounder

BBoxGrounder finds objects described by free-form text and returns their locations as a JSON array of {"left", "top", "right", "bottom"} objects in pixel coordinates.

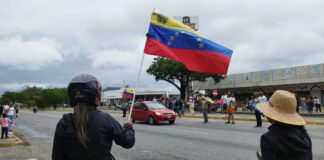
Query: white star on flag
[{"left": 199, "top": 42, "right": 204, "bottom": 48}]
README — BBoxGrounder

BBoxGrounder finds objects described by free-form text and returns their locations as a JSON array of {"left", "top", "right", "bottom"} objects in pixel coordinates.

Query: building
[
  {"left": 193, "top": 63, "right": 324, "bottom": 104},
  {"left": 101, "top": 87, "right": 180, "bottom": 105}
]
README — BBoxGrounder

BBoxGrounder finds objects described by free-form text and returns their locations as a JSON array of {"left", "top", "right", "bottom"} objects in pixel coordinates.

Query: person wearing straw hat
[{"left": 256, "top": 90, "right": 312, "bottom": 160}]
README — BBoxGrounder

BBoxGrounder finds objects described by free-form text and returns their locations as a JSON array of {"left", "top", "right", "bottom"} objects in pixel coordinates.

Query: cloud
[
  {"left": 0, "top": 36, "right": 63, "bottom": 70},
  {"left": 1, "top": 0, "right": 324, "bottom": 95}
]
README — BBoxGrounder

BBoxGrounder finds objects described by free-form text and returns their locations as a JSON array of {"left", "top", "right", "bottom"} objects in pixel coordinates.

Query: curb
[
  {"left": 0, "top": 132, "right": 24, "bottom": 147},
  {"left": 182, "top": 115, "right": 324, "bottom": 126}
]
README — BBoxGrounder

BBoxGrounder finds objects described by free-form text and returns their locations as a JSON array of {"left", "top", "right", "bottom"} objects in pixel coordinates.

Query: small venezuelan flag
[
  {"left": 144, "top": 12, "right": 233, "bottom": 75},
  {"left": 122, "top": 89, "right": 135, "bottom": 99}
]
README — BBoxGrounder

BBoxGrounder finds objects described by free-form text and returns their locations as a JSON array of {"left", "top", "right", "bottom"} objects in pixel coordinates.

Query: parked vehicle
[{"left": 131, "top": 101, "right": 176, "bottom": 125}]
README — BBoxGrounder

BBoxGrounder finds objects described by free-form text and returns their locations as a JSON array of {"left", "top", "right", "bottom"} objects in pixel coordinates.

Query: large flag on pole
[{"left": 144, "top": 12, "right": 233, "bottom": 75}]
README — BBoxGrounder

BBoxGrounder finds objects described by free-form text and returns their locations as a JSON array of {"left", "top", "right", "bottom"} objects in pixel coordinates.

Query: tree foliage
[
  {"left": 147, "top": 57, "right": 223, "bottom": 99},
  {"left": 0, "top": 87, "right": 67, "bottom": 109}
]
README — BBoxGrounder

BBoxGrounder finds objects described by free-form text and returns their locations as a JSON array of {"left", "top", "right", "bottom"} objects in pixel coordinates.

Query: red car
[{"left": 131, "top": 101, "right": 176, "bottom": 125}]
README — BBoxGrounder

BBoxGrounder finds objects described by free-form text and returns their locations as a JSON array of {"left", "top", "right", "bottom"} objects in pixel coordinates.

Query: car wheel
[
  {"left": 169, "top": 120, "right": 175, "bottom": 125},
  {"left": 148, "top": 116, "right": 155, "bottom": 125},
  {"left": 131, "top": 115, "right": 135, "bottom": 123}
]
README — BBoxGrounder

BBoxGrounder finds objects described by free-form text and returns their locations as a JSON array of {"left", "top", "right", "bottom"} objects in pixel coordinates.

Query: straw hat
[{"left": 256, "top": 90, "right": 306, "bottom": 126}]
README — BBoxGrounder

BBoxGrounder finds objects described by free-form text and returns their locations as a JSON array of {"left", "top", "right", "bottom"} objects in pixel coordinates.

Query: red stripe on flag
[{"left": 144, "top": 38, "right": 231, "bottom": 75}]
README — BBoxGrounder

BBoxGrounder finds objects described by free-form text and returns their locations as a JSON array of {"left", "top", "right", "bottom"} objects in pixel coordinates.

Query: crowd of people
[{"left": 0, "top": 101, "right": 18, "bottom": 139}]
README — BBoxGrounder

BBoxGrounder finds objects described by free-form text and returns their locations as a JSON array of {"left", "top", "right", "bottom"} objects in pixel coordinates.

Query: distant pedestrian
[
  {"left": 260, "top": 92, "right": 267, "bottom": 102},
  {"left": 306, "top": 97, "right": 314, "bottom": 114},
  {"left": 121, "top": 101, "right": 128, "bottom": 117},
  {"left": 14, "top": 103, "right": 19, "bottom": 118},
  {"left": 0, "top": 113, "right": 11, "bottom": 139},
  {"left": 225, "top": 93, "right": 236, "bottom": 124},
  {"left": 295, "top": 93, "right": 301, "bottom": 113},
  {"left": 173, "top": 98, "right": 181, "bottom": 118},
  {"left": 7, "top": 101, "right": 15, "bottom": 131},
  {"left": 188, "top": 97, "right": 195, "bottom": 115},
  {"left": 178, "top": 99, "right": 184, "bottom": 115},
  {"left": 254, "top": 92, "right": 262, "bottom": 127},
  {"left": 257, "top": 90, "right": 312, "bottom": 160},
  {"left": 300, "top": 97, "right": 307, "bottom": 113},
  {"left": 201, "top": 98, "right": 208, "bottom": 123},
  {"left": 314, "top": 96, "right": 321, "bottom": 112},
  {"left": 221, "top": 93, "right": 228, "bottom": 117}
]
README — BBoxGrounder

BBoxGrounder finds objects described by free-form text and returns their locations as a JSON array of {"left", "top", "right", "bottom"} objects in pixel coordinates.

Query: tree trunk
[{"left": 180, "top": 82, "right": 186, "bottom": 100}]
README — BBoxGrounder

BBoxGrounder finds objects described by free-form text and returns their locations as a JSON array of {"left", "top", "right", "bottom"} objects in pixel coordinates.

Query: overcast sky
[{"left": 1, "top": 0, "right": 324, "bottom": 95}]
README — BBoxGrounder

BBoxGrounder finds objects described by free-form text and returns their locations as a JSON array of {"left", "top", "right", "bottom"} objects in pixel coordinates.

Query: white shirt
[
  {"left": 221, "top": 95, "right": 228, "bottom": 104},
  {"left": 260, "top": 95, "right": 267, "bottom": 102},
  {"left": 7, "top": 107, "right": 15, "bottom": 116}
]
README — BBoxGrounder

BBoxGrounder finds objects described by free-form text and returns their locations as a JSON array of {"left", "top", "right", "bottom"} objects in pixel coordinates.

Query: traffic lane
[
  {"left": 114, "top": 118, "right": 324, "bottom": 160},
  {"left": 13, "top": 110, "right": 324, "bottom": 160}
]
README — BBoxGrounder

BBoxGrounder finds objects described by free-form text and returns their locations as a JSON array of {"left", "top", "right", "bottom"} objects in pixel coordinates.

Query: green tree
[{"left": 147, "top": 57, "right": 223, "bottom": 99}]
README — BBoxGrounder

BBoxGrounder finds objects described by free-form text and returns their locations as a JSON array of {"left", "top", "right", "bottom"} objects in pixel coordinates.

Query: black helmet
[{"left": 68, "top": 74, "right": 101, "bottom": 107}]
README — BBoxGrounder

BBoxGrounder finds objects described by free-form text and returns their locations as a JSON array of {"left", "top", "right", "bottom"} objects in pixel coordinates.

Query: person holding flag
[{"left": 52, "top": 74, "right": 135, "bottom": 160}]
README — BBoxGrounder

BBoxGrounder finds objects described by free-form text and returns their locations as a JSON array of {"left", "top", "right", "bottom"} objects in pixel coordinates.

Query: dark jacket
[
  {"left": 52, "top": 110, "right": 135, "bottom": 160},
  {"left": 261, "top": 123, "right": 312, "bottom": 160}
]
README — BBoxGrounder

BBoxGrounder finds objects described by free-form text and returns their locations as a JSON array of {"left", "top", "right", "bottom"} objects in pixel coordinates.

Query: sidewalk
[
  {"left": 0, "top": 131, "right": 24, "bottom": 147},
  {"left": 106, "top": 109, "right": 324, "bottom": 125},
  {"left": 181, "top": 112, "right": 324, "bottom": 125}
]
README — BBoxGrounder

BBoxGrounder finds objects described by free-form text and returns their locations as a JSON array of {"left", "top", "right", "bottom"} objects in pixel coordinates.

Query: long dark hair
[{"left": 73, "top": 103, "right": 93, "bottom": 148}]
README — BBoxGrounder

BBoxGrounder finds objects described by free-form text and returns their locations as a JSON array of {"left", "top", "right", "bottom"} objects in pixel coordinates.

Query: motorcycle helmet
[{"left": 68, "top": 74, "right": 101, "bottom": 107}]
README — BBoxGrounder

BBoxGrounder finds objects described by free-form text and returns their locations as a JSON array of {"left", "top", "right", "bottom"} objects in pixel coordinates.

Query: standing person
[
  {"left": 52, "top": 74, "right": 135, "bottom": 160},
  {"left": 221, "top": 93, "right": 228, "bottom": 117},
  {"left": 188, "top": 97, "right": 195, "bottom": 115},
  {"left": 257, "top": 90, "right": 312, "bottom": 160},
  {"left": 314, "top": 96, "right": 321, "bottom": 112},
  {"left": 260, "top": 92, "right": 267, "bottom": 102},
  {"left": 254, "top": 92, "right": 262, "bottom": 127},
  {"left": 225, "top": 93, "right": 236, "bottom": 124},
  {"left": 121, "top": 101, "right": 127, "bottom": 117},
  {"left": 14, "top": 103, "right": 19, "bottom": 118},
  {"left": 300, "top": 97, "right": 307, "bottom": 113},
  {"left": 247, "top": 95, "right": 255, "bottom": 112},
  {"left": 7, "top": 101, "right": 15, "bottom": 132},
  {"left": 201, "top": 98, "right": 208, "bottom": 123},
  {"left": 172, "top": 98, "right": 181, "bottom": 118},
  {"left": 306, "top": 97, "right": 314, "bottom": 114},
  {"left": 178, "top": 99, "right": 184, "bottom": 115},
  {"left": 295, "top": 93, "right": 301, "bottom": 113},
  {"left": 0, "top": 113, "right": 11, "bottom": 139}
]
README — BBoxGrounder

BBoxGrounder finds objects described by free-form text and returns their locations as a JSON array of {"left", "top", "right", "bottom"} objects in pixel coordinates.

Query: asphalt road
[{"left": 3, "top": 110, "right": 324, "bottom": 160}]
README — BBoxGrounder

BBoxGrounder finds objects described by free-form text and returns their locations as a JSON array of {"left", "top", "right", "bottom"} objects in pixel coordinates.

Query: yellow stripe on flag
[
  {"left": 124, "top": 88, "right": 135, "bottom": 94},
  {"left": 150, "top": 12, "right": 200, "bottom": 36}
]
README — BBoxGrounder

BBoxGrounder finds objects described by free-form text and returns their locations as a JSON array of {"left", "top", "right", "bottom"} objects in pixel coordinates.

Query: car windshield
[{"left": 146, "top": 102, "right": 166, "bottom": 110}]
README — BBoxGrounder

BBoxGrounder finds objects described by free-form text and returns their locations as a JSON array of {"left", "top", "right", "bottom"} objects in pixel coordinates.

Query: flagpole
[
  {"left": 128, "top": 7, "right": 154, "bottom": 120},
  {"left": 128, "top": 52, "right": 145, "bottom": 120}
]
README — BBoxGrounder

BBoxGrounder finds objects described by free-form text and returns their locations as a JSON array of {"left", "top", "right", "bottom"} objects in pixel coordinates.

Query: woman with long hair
[{"left": 52, "top": 74, "right": 135, "bottom": 160}]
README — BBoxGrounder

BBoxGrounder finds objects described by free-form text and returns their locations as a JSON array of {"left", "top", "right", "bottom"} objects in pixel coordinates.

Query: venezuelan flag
[
  {"left": 144, "top": 12, "right": 233, "bottom": 75},
  {"left": 122, "top": 89, "right": 135, "bottom": 99}
]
